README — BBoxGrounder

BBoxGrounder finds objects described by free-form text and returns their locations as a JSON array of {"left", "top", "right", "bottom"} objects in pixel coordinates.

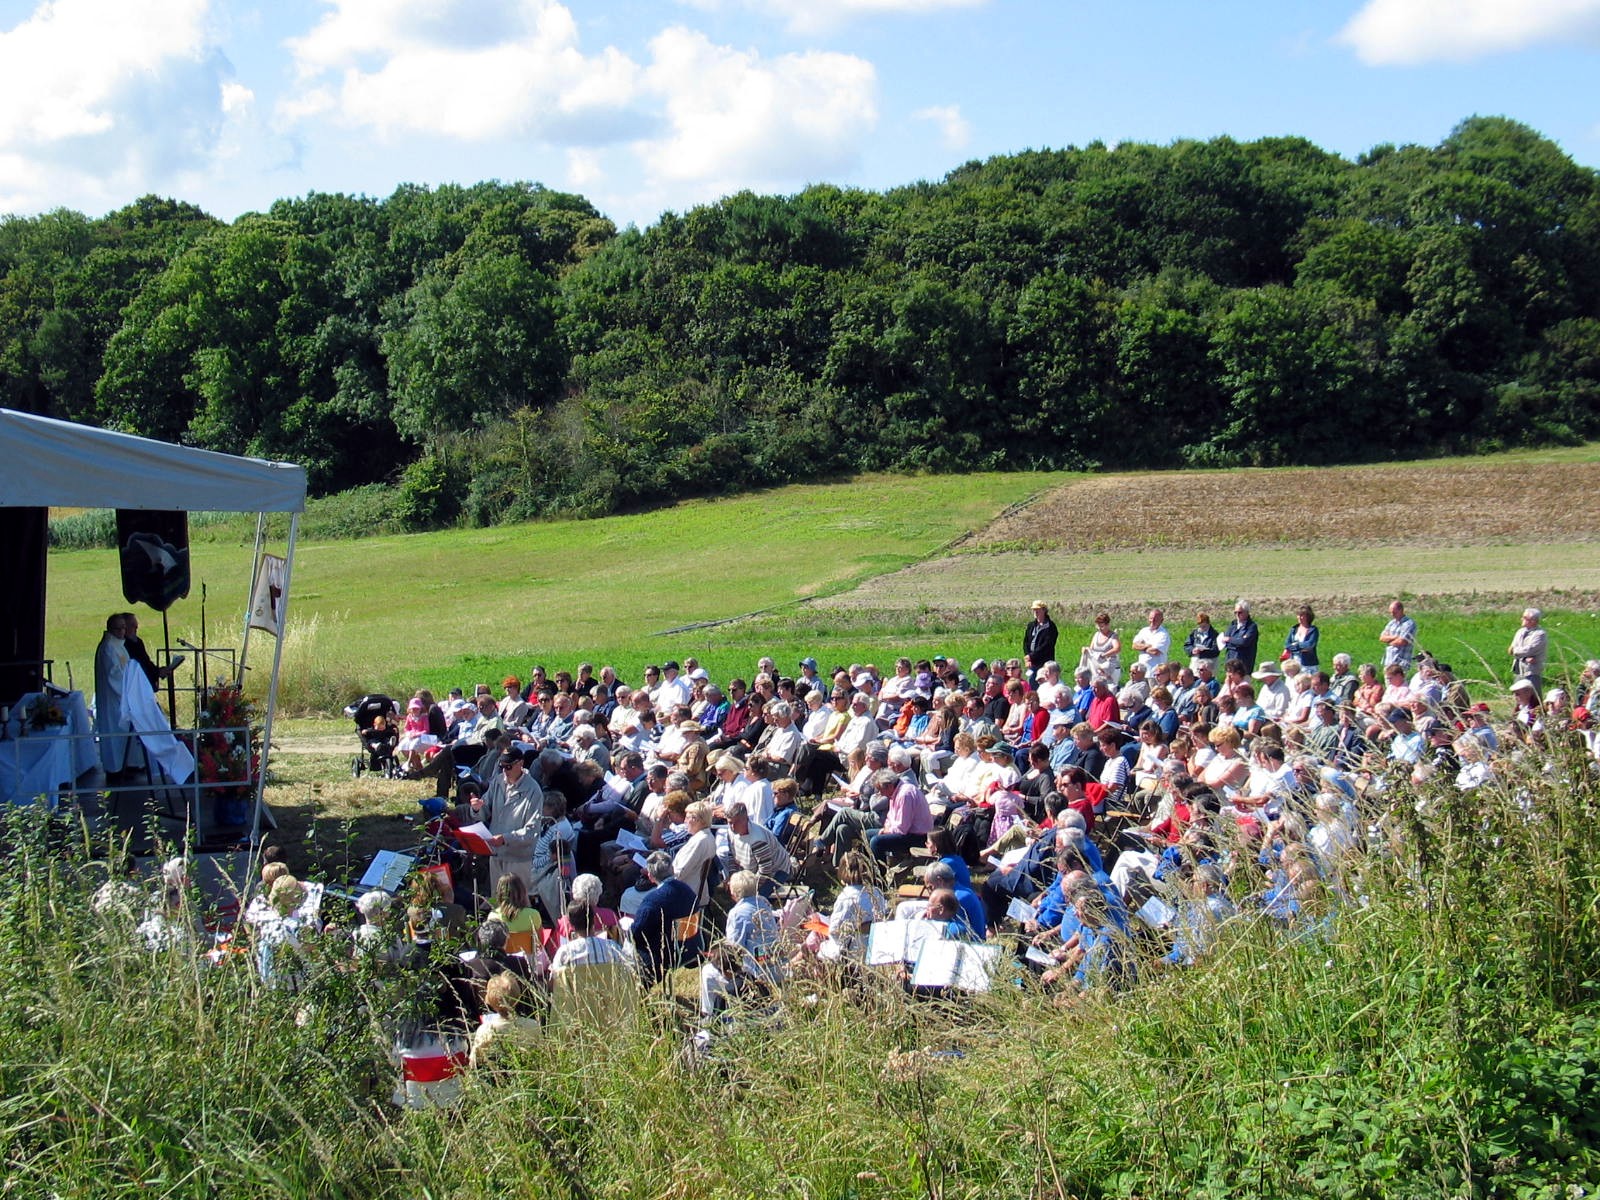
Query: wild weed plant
[{"left": 2, "top": 739, "right": 1600, "bottom": 1197}]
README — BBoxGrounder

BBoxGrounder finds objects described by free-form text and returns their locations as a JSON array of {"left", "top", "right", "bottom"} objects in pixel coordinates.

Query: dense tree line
[{"left": 3, "top": 117, "right": 1598, "bottom": 525}]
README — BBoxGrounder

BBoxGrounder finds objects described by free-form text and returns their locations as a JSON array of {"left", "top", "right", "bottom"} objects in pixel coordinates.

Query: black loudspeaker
[
  {"left": 0, "top": 506, "right": 47, "bottom": 701},
  {"left": 116, "top": 510, "right": 190, "bottom": 613}
]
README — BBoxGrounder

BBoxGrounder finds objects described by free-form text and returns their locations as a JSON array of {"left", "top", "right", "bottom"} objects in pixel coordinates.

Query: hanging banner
[{"left": 248, "top": 553, "right": 287, "bottom": 637}]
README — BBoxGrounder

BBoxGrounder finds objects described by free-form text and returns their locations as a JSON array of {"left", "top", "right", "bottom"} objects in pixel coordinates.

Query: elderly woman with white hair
[
  {"left": 553, "top": 873, "right": 621, "bottom": 944},
  {"left": 570, "top": 723, "right": 611, "bottom": 773},
  {"left": 673, "top": 801, "right": 720, "bottom": 908},
  {"left": 352, "top": 890, "right": 404, "bottom": 963}
]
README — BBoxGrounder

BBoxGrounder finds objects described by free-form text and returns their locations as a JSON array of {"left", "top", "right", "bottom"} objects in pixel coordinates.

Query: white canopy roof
[{"left": 0, "top": 408, "right": 306, "bottom": 513}]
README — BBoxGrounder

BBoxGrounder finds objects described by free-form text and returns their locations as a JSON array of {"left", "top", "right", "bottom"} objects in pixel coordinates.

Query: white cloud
[
  {"left": 1338, "top": 0, "right": 1600, "bottom": 65},
  {"left": 220, "top": 81, "right": 254, "bottom": 115},
  {"left": 565, "top": 147, "right": 603, "bottom": 187},
  {"left": 0, "top": 0, "right": 238, "bottom": 212},
  {"left": 281, "top": 0, "right": 648, "bottom": 143},
  {"left": 914, "top": 104, "right": 970, "bottom": 150},
  {"left": 637, "top": 26, "right": 877, "bottom": 188},
  {"left": 710, "top": 0, "right": 988, "bottom": 35},
  {"left": 280, "top": 4, "right": 879, "bottom": 212}
]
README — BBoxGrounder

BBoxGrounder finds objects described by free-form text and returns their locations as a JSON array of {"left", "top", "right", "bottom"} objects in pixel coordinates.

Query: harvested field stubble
[{"left": 969, "top": 461, "right": 1600, "bottom": 552}]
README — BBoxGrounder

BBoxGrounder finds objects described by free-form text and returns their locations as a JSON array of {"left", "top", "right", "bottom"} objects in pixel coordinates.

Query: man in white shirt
[
  {"left": 756, "top": 701, "right": 804, "bottom": 772},
  {"left": 1379, "top": 599, "right": 1418, "bottom": 672},
  {"left": 94, "top": 612, "right": 138, "bottom": 776},
  {"left": 1131, "top": 609, "right": 1171, "bottom": 671},
  {"left": 1235, "top": 741, "right": 1295, "bottom": 812},
  {"left": 836, "top": 693, "right": 881, "bottom": 762},
  {"left": 1034, "top": 661, "right": 1067, "bottom": 709},
  {"left": 655, "top": 661, "right": 693, "bottom": 714},
  {"left": 1252, "top": 662, "right": 1293, "bottom": 722}
]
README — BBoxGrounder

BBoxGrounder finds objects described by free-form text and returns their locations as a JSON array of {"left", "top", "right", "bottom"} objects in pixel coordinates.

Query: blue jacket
[{"left": 632, "top": 877, "right": 696, "bottom": 983}]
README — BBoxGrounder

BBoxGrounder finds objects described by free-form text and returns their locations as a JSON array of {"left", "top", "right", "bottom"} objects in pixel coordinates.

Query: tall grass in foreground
[{"left": 4, "top": 744, "right": 1600, "bottom": 1198}]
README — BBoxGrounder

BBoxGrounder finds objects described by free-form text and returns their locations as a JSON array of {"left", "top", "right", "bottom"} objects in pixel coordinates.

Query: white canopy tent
[
  {"left": 0, "top": 408, "right": 306, "bottom": 511},
  {"left": 0, "top": 407, "right": 307, "bottom": 845}
]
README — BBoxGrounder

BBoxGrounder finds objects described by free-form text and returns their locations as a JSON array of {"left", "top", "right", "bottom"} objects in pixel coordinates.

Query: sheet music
[
  {"left": 912, "top": 941, "right": 1001, "bottom": 992},
  {"left": 1136, "top": 895, "right": 1176, "bottom": 928},
  {"left": 357, "top": 850, "right": 415, "bottom": 893},
  {"left": 1025, "top": 944, "right": 1056, "bottom": 968},
  {"left": 865, "top": 919, "right": 934, "bottom": 966}
]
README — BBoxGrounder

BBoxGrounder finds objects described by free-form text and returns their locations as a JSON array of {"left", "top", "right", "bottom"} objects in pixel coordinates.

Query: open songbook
[
  {"left": 452, "top": 823, "right": 495, "bottom": 856},
  {"left": 357, "top": 850, "right": 415, "bottom": 893},
  {"left": 864, "top": 919, "right": 1002, "bottom": 992},
  {"left": 614, "top": 829, "right": 649, "bottom": 854},
  {"left": 911, "top": 940, "right": 1002, "bottom": 992}
]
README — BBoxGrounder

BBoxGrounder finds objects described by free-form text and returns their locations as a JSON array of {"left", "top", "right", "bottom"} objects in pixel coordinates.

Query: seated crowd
[{"left": 112, "top": 600, "right": 1600, "bottom": 1091}]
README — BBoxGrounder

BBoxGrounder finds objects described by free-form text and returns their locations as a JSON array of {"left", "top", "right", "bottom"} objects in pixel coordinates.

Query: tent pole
[
  {"left": 238, "top": 513, "right": 266, "bottom": 686},
  {"left": 250, "top": 511, "right": 297, "bottom": 851}
]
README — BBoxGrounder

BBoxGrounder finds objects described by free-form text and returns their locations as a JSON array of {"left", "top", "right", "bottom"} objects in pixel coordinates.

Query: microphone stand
[{"left": 162, "top": 609, "right": 178, "bottom": 728}]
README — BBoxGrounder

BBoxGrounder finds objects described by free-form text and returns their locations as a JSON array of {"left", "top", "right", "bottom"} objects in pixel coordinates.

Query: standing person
[
  {"left": 119, "top": 613, "right": 176, "bottom": 688},
  {"left": 1084, "top": 613, "right": 1122, "bottom": 688},
  {"left": 1130, "top": 609, "right": 1171, "bottom": 671},
  {"left": 1184, "top": 610, "right": 1220, "bottom": 673},
  {"left": 479, "top": 751, "right": 544, "bottom": 893},
  {"left": 1509, "top": 608, "right": 1548, "bottom": 696},
  {"left": 1024, "top": 602, "right": 1058, "bottom": 680},
  {"left": 1379, "top": 600, "right": 1418, "bottom": 673},
  {"left": 1218, "top": 601, "right": 1260, "bottom": 673},
  {"left": 94, "top": 613, "right": 139, "bottom": 777},
  {"left": 1283, "top": 605, "right": 1320, "bottom": 669}
]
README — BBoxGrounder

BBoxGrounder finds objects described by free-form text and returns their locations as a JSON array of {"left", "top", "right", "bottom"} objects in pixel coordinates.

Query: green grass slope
[{"left": 43, "top": 472, "right": 1070, "bottom": 709}]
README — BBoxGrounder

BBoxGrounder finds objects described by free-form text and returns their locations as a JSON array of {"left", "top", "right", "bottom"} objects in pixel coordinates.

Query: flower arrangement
[
  {"left": 23, "top": 694, "right": 65, "bottom": 731},
  {"left": 193, "top": 685, "right": 261, "bottom": 788}
]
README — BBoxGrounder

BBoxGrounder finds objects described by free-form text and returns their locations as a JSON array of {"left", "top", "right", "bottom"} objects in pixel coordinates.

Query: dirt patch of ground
[
  {"left": 272, "top": 734, "right": 351, "bottom": 755},
  {"left": 812, "top": 541, "right": 1600, "bottom": 616},
  {"left": 968, "top": 461, "right": 1600, "bottom": 552}
]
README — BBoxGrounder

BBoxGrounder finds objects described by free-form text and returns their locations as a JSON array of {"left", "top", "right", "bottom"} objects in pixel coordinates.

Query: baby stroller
[{"left": 347, "top": 694, "right": 403, "bottom": 778}]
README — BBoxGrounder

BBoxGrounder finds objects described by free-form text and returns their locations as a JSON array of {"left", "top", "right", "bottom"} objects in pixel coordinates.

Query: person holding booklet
[
  {"left": 476, "top": 751, "right": 545, "bottom": 892},
  {"left": 867, "top": 891, "right": 1001, "bottom": 996},
  {"left": 792, "top": 851, "right": 887, "bottom": 969},
  {"left": 1038, "top": 884, "right": 1136, "bottom": 997}
]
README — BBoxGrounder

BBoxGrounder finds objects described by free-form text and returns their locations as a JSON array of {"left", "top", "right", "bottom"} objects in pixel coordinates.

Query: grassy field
[
  {"left": 42, "top": 453, "right": 1600, "bottom": 717},
  {"left": 43, "top": 471, "right": 1069, "bottom": 710}
]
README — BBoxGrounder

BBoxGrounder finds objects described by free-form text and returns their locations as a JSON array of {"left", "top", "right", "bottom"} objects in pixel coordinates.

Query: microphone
[{"left": 177, "top": 638, "right": 200, "bottom": 651}]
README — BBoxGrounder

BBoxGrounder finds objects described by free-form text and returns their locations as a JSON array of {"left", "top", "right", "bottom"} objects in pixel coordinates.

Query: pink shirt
[{"left": 881, "top": 779, "right": 934, "bottom": 837}]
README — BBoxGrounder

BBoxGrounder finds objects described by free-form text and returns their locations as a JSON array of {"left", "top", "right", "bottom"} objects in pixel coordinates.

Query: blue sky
[{"left": 2, "top": 0, "right": 1597, "bottom": 229}]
